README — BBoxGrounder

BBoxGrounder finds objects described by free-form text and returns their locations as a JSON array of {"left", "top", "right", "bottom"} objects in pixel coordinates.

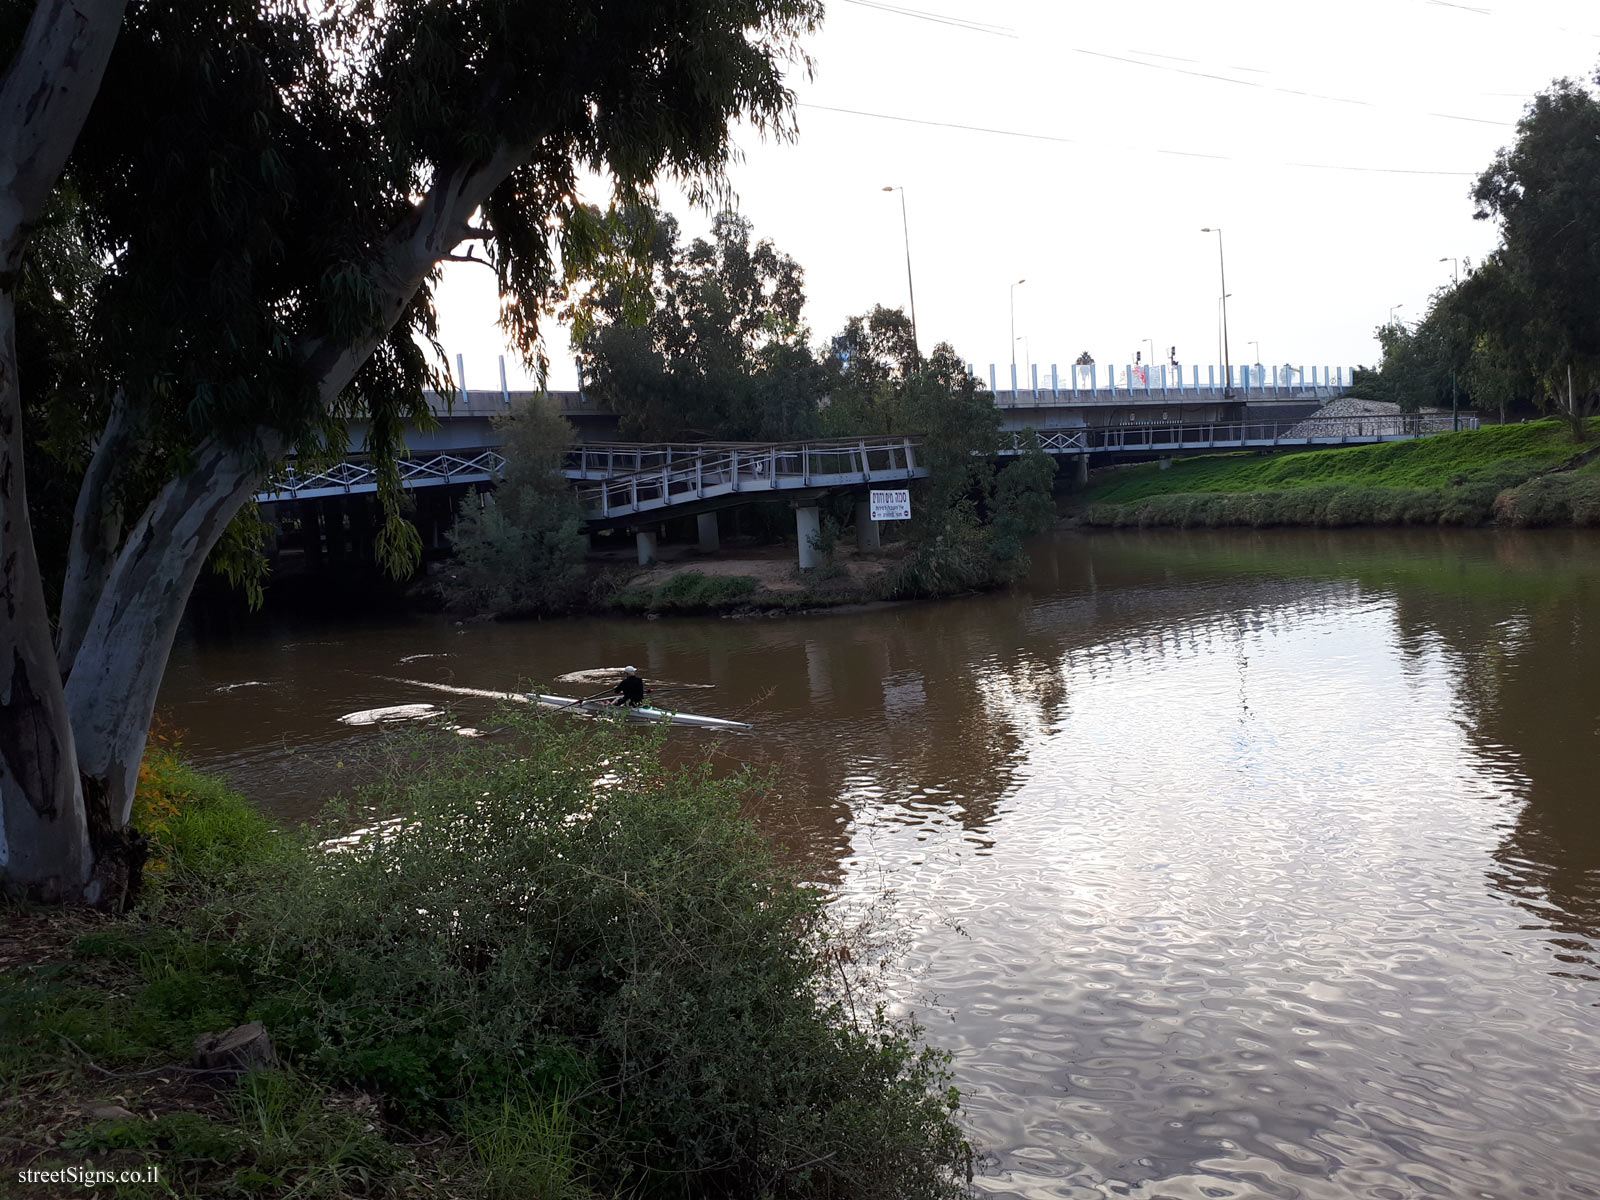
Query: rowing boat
[{"left": 529, "top": 694, "right": 753, "bottom": 732}]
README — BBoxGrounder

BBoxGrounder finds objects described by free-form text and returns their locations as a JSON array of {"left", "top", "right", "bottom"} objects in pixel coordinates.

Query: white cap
[{"left": 623, "top": 665, "right": 637, "bottom": 675}]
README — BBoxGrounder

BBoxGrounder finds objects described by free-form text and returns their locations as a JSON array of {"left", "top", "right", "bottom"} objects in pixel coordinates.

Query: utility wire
[
  {"left": 797, "top": 101, "right": 1479, "bottom": 176},
  {"left": 840, "top": 0, "right": 1528, "bottom": 125},
  {"left": 838, "top": 0, "right": 1015, "bottom": 37}
]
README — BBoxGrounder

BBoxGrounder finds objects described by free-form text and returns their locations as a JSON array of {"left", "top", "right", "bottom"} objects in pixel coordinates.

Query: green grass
[
  {"left": 611, "top": 570, "right": 761, "bottom": 613},
  {"left": 1074, "top": 419, "right": 1600, "bottom": 529},
  {"left": 1080, "top": 419, "right": 1600, "bottom": 507}
]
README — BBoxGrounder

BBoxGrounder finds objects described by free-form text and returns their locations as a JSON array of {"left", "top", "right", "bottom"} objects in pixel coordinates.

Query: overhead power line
[
  {"left": 797, "top": 101, "right": 1479, "bottom": 177},
  {"left": 840, "top": 0, "right": 1540, "bottom": 125},
  {"left": 838, "top": 0, "right": 1016, "bottom": 37}
]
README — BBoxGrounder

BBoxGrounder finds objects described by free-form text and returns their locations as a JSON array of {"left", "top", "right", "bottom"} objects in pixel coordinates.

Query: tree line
[
  {"left": 1352, "top": 69, "right": 1600, "bottom": 429},
  {"left": 445, "top": 205, "right": 1061, "bottom": 618}
]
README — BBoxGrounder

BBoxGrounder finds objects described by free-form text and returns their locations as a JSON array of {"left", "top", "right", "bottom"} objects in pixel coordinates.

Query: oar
[{"left": 564, "top": 689, "right": 614, "bottom": 708}]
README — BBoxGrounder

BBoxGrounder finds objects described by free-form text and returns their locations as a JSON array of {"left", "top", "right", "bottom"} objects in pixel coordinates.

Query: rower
[{"left": 611, "top": 665, "right": 650, "bottom": 707}]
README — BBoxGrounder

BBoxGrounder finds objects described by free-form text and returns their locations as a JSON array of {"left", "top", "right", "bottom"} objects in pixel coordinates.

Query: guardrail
[
  {"left": 258, "top": 449, "right": 506, "bottom": 501},
  {"left": 571, "top": 437, "right": 925, "bottom": 519},
  {"left": 1013, "top": 413, "right": 1474, "bottom": 456}
]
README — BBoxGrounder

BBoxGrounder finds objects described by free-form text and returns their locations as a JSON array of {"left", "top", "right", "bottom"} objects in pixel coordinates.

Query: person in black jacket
[{"left": 611, "top": 665, "right": 649, "bottom": 707}]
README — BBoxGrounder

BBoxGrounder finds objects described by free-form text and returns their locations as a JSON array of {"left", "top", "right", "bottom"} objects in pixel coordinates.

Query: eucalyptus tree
[
  {"left": 0, "top": 0, "right": 821, "bottom": 905},
  {"left": 1473, "top": 72, "right": 1600, "bottom": 404},
  {"left": 576, "top": 207, "right": 814, "bottom": 440}
]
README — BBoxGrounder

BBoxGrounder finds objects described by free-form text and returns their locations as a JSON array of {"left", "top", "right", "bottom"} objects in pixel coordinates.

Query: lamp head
[{"left": 883, "top": 186, "right": 895, "bottom": 192}]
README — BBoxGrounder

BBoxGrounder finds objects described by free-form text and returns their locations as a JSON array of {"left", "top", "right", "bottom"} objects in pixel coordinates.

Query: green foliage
[
  {"left": 989, "top": 436, "right": 1060, "bottom": 561},
  {"left": 444, "top": 397, "right": 589, "bottom": 616},
  {"left": 1354, "top": 69, "right": 1600, "bottom": 417},
  {"left": 1493, "top": 468, "right": 1600, "bottom": 526},
  {"left": 231, "top": 715, "right": 971, "bottom": 1196},
  {"left": 613, "top": 570, "right": 761, "bottom": 613},
  {"left": 4, "top": 728, "right": 971, "bottom": 1198},
  {"left": 1080, "top": 484, "right": 1499, "bottom": 530},
  {"left": 577, "top": 208, "right": 821, "bottom": 441}
]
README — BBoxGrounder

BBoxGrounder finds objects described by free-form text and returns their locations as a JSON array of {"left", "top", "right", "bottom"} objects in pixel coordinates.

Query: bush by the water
[
  {"left": 444, "top": 397, "right": 590, "bottom": 616},
  {"left": 5, "top": 716, "right": 972, "bottom": 1199},
  {"left": 612, "top": 569, "right": 762, "bottom": 612},
  {"left": 1081, "top": 482, "right": 1503, "bottom": 530},
  {"left": 1493, "top": 461, "right": 1600, "bottom": 526}
]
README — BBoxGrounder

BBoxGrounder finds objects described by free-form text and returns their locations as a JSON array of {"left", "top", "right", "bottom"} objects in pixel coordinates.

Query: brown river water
[{"left": 161, "top": 529, "right": 1600, "bottom": 1200}]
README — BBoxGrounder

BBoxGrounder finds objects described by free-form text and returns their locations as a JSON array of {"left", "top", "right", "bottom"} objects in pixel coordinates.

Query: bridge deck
[{"left": 255, "top": 415, "right": 1475, "bottom": 521}]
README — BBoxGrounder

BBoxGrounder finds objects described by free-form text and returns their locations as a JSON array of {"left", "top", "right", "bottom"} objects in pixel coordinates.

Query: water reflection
[{"left": 161, "top": 528, "right": 1600, "bottom": 1198}]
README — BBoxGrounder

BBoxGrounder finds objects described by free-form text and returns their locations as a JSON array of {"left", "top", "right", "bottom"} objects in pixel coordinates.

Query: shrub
[
  {"left": 132, "top": 724, "right": 281, "bottom": 886},
  {"left": 232, "top": 714, "right": 971, "bottom": 1198},
  {"left": 612, "top": 570, "right": 760, "bottom": 613}
]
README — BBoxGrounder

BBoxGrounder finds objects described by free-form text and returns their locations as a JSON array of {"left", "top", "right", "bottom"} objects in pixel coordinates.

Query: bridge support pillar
[
  {"left": 854, "top": 500, "right": 880, "bottom": 551},
  {"left": 635, "top": 530, "right": 658, "bottom": 566},
  {"left": 696, "top": 512, "right": 720, "bottom": 552},
  {"left": 795, "top": 504, "right": 822, "bottom": 569},
  {"left": 1075, "top": 454, "right": 1089, "bottom": 487}
]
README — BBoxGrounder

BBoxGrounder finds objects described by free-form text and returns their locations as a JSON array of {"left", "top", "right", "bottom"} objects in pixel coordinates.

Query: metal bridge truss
[
  {"left": 1020, "top": 413, "right": 1473, "bottom": 457},
  {"left": 568, "top": 437, "right": 925, "bottom": 521},
  {"left": 258, "top": 449, "right": 506, "bottom": 502},
  {"left": 257, "top": 414, "right": 1472, "bottom": 516}
]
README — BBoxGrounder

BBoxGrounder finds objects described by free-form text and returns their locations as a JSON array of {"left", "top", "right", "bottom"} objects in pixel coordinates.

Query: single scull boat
[{"left": 530, "top": 694, "right": 753, "bottom": 732}]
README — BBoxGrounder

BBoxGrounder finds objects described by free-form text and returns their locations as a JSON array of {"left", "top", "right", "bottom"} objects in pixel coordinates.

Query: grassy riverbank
[
  {"left": 2, "top": 721, "right": 972, "bottom": 1198},
  {"left": 1075, "top": 419, "right": 1600, "bottom": 529}
]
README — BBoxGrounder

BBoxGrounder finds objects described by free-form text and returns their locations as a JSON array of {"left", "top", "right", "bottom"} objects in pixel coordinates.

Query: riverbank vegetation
[
  {"left": 0, "top": 0, "right": 833, "bottom": 904},
  {"left": 1349, "top": 69, "right": 1600, "bottom": 423},
  {"left": 3, "top": 717, "right": 973, "bottom": 1198},
  {"left": 1076, "top": 419, "right": 1600, "bottom": 529},
  {"left": 444, "top": 222, "right": 1061, "bottom": 620}
]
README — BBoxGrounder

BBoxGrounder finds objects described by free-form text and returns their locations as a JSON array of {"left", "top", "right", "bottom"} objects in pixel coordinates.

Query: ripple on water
[{"left": 832, "top": 593, "right": 1600, "bottom": 1199}]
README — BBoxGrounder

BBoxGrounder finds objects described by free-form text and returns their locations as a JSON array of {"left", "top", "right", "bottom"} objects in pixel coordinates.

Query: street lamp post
[
  {"left": 1010, "top": 278, "right": 1026, "bottom": 397},
  {"left": 1389, "top": 304, "right": 1404, "bottom": 326},
  {"left": 1201, "top": 228, "right": 1233, "bottom": 398},
  {"left": 1439, "top": 256, "right": 1459, "bottom": 285},
  {"left": 1216, "top": 294, "right": 1231, "bottom": 388},
  {"left": 883, "top": 186, "right": 919, "bottom": 356}
]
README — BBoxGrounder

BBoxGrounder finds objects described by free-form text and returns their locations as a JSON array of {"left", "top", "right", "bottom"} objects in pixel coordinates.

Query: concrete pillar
[
  {"left": 696, "top": 511, "right": 720, "bottom": 552},
  {"left": 854, "top": 500, "right": 880, "bottom": 551},
  {"left": 635, "top": 529, "right": 658, "bottom": 566},
  {"left": 795, "top": 504, "right": 822, "bottom": 569},
  {"left": 1159, "top": 457, "right": 1173, "bottom": 472}
]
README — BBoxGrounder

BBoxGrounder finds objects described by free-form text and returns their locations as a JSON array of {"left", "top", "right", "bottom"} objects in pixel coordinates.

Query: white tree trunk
[
  {"left": 0, "top": 293, "right": 94, "bottom": 900},
  {"left": 0, "top": 0, "right": 129, "bottom": 902},
  {"left": 64, "top": 435, "right": 274, "bottom": 828}
]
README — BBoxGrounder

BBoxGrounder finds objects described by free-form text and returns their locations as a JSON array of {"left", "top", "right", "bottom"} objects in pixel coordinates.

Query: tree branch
[
  {"left": 0, "top": 0, "right": 130, "bottom": 271},
  {"left": 57, "top": 389, "right": 134, "bottom": 678}
]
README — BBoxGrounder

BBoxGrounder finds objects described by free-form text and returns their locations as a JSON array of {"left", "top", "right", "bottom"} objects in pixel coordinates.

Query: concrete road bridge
[{"left": 256, "top": 412, "right": 1473, "bottom": 567}]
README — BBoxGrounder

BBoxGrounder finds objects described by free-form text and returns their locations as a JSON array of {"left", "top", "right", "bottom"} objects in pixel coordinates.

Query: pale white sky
[{"left": 433, "top": 0, "right": 1600, "bottom": 393}]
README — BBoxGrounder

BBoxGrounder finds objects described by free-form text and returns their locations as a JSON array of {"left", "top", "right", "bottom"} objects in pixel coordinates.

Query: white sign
[{"left": 869, "top": 489, "right": 912, "bottom": 521}]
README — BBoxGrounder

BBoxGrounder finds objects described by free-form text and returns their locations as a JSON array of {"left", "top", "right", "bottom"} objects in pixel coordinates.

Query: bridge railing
[
  {"left": 572, "top": 436, "right": 923, "bottom": 518},
  {"left": 261, "top": 448, "right": 506, "bottom": 501},
  {"left": 1004, "top": 412, "right": 1474, "bottom": 455}
]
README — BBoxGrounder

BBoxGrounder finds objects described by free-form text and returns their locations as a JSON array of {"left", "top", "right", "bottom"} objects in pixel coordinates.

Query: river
[{"left": 161, "top": 529, "right": 1600, "bottom": 1200}]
